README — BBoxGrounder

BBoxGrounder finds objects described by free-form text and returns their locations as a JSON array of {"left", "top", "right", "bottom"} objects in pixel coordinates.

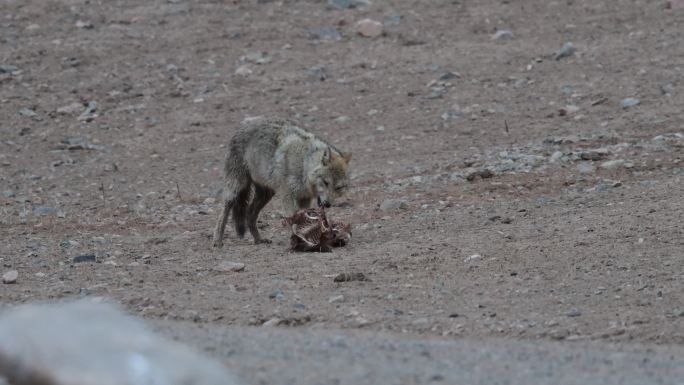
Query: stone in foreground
[{"left": 0, "top": 301, "right": 240, "bottom": 385}]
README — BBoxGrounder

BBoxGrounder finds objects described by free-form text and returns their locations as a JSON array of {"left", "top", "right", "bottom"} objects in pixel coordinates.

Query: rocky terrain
[{"left": 1, "top": 0, "right": 683, "bottom": 383}]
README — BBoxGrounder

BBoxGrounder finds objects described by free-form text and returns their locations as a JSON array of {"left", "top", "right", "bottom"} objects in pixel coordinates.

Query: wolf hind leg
[
  {"left": 232, "top": 186, "right": 251, "bottom": 238},
  {"left": 212, "top": 176, "right": 250, "bottom": 248},
  {"left": 247, "top": 184, "right": 275, "bottom": 244}
]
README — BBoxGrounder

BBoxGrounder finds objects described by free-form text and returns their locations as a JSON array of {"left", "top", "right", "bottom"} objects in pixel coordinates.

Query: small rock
[
  {"left": 329, "top": 294, "right": 345, "bottom": 303},
  {"left": 19, "top": 108, "right": 37, "bottom": 118},
  {"left": 77, "top": 101, "right": 98, "bottom": 122},
  {"left": 580, "top": 148, "right": 610, "bottom": 161},
  {"left": 327, "top": 0, "right": 370, "bottom": 9},
  {"left": 262, "top": 317, "right": 282, "bottom": 327},
  {"left": 333, "top": 272, "right": 367, "bottom": 282},
  {"left": 577, "top": 162, "right": 595, "bottom": 174},
  {"left": 2, "top": 270, "right": 18, "bottom": 284},
  {"left": 2, "top": 190, "right": 15, "bottom": 198},
  {"left": 380, "top": 199, "right": 408, "bottom": 211},
  {"left": 600, "top": 159, "right": 628, "bottom": 170},
  {"left": 75, "top": 20, "right": 94, "bottom": 29},
  {"left": 56, "top": 102, "right": 84, "bottom": 115},
  {"left": 240, "top": 51, "right": 269, "bottom": 65},
  {"left": 308, "top": 27, "right": 342, "bottom": 41},
  {"left": 384, "top": 15, "right": 403, "bottom": 26},
  {"left": 559, "top": 105, "right": 580, "bottom": 116},
  {"left": 216, "top": 261, "right": 245, "bottom": 272},
  {"left": 549, "top": 151, "right": 565, "bottom": 163},
  {"left": 620, "top": 97, "right": 640, "bottom": 109},
  {"left": 235, "top": 64, "right": 252, "bottom": 76},
  {"left": 269, "top": 289, "right": 284, "bottom": 300},
  {"left": 661, "top": 83, "right": 674, "bottom": 95},
  {"left": 492, "top": 30, "right": 514, "bottom": 40},
  {"left": 438, "top": 71, "right": 460, "bottom": 81},
  {"left": 566, "top": 309, "right": 582, "bottom": 317},
  {"left": 335, "top": 115, "right": 350, "bottom": 124},
  {"left": 465, "top": 168, "right": 494, "bottom": 181},
  {"left": 0, "top": 64, "right": 19, "bottom": 74},
  {"left": 73, "top": 254, "right": 96, "bottom": 264},
  {"left": 32, "top": 206, "right": 56, "bottom": 216},
  {"left": 356, "top": 19, "right": 383, "bottom": 38},
  {"left": 309, "top": 65, "right": 327, "bottom": 81},
  {"left": 464, "top": 254, "right": 482, "bottom": 262},
  {"left": 554, "top": 42, "right": 576, "bottom": 61}
]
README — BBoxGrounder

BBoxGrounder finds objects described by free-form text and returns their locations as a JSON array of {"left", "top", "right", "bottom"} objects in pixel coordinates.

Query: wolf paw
[
  {"left": 254, "top": 238, "right": 272, "bottom": 245},
  {"left": 212, "top": 239, "right": 224, "bottom": 249}
]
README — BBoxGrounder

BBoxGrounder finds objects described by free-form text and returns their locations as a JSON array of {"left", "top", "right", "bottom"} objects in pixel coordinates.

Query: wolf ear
[
  {"left": 342, "top": 152, "right": 352, "bottom": 164},
  {"left": 322, "top": 147, "right": 332, "bottom": 165}
]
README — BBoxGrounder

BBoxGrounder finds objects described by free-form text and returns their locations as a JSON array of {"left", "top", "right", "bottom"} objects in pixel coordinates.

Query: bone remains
[{"left": 283, "top": 207, "right": 352, "bottom": 252}]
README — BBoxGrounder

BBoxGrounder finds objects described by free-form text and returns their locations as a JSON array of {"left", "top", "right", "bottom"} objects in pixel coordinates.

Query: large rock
[{"left": 0, "top": 301, "right": 240, "bottom": 385}]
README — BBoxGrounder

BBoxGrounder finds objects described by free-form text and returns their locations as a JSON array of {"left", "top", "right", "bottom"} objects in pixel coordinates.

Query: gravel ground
[
  {"left": 1, "top": 0, "right": 684, "bottom": 382},
  {"left": 157, "top": 321, "right": 684, "bottom": 385}
]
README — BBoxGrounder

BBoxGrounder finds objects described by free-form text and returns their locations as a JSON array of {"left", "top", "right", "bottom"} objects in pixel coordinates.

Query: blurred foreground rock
[{"left": 0, "top": 301, "right": 240, "bottom": 385}]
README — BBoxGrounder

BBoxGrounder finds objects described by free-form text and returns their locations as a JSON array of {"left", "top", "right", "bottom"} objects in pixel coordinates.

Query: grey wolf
[{"left": 212, "top": 118, "right": 351, "bottom": 248}]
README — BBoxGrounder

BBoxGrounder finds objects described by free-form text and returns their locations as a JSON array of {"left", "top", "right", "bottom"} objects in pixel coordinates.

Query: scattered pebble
[
  {"left": 75, "top": 20, "right": 94, "bottom": 29},
  {"left": 620, "top": 98, "right": 640, "bottom": 109},
  {"left": 327, "top": 0, "right": 370, "bottom": 9},
  {"left": 240, "top": 51, "right": 269, "bottom": 65},
  {"left": 384, "top": 15, "right": 403, "bottom": 26},
  {"left": 77, "top": 101, "right": 98, "bottom": 122},
  {"left": 56, "top": 102, "right": 85, "bottom": 115},
  {"left": 464, "top": 254, "right": 482, "bottom": 263},
  {"left": 356, "top": 18, "right": 383, "bottom": 38},
  {"left": 559, "top": 105, "right": 580, "bottom": 116},
  {"left": 262, "top": 317, "right": 282, "bottom": 327},
  {"left": 661, "top": 83, "right": 674, "bottom": 96},
  {"left": 335, "top": 115, "right": 350, "bottom": 124},
  {"left": 465, "top": 168, "right": 494, "bottom": 181},
  {"left": 0, "top": 64, "right": 19, "bottom": 74},
  {"left": 577, "top": 162, "right": 595, "bottom": 174},
  {"left": 308, "top": 27, "right": 342, "bottom": 41},
  {"left": 566, "top": 309, "right": 582, "bottom": 317},
  {"left": 580, "top": 148, "right": 610, "bottom": 161},
  {"left": 438, "top": 71, "right": 460, "bottom": 81},
  {"left": 73, "top": 254, "right": 96, "bottom": 264},
  {"left": 329, "top": 294, "right": 345, "bottom": 303},
  {"left": 216, "top": 261, "right": 245, "bottom": 272},
  {"left": 269, "top": 289, "right": 284, "bottom": 300},
  {"left": 2, "top": 270, "right": 18, "bottom": 284},
  {"left": 600, "top": 159, "right": 629, "bottom": 170},
  {"left": 380, "top": 199, "right": 408, "bottom": 211},
  {"left": 333, "top": 272, "right": 367, "bottom": 282},
  {"left": 309, "top": 65, "right": 327, "bottom": 81},
  {"left": 554, "top": 42, "right": 576, "bottom": 60},
  {"left": 32, "top": 206, "right": 56, "bottom": 216},
  {"left": 492, "top": 30, "right": 514, "bottom": 40},
  {"left": 19, "top": 107, "right": 38, "bottom": 118},
  {"left": 235, "top": 64, "right": 252, "bottom": 76}
]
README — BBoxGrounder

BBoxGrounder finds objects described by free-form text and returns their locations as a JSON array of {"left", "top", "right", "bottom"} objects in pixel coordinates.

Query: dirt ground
[{"left": 1, "top": 0, "right": 683, "bottom": 349}]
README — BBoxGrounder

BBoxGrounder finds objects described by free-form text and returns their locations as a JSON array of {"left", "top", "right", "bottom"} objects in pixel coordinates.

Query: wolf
[{"left": 212, "top": 118, "right": 352, "bottom": 248}]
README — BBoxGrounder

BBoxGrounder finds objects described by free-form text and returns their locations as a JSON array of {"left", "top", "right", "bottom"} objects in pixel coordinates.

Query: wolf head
[{"left": 309, "top": 146, "right": 352, "bottom": 208}]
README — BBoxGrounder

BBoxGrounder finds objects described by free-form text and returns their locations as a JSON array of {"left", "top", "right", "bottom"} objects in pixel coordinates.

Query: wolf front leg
[{"left": 247, "top": 184, "right": 275, "bottom": 244}]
